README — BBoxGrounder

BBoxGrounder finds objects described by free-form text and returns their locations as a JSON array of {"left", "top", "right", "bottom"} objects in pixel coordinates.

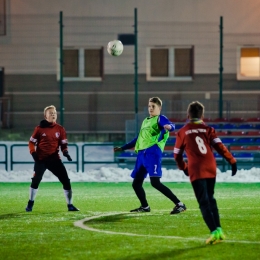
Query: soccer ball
[{"left": 107, "top": 40, "right": 124, "bottom": 56}]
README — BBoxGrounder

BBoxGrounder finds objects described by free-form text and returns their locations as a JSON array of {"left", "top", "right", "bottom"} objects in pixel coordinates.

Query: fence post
[
  {"left": 0, "top": 144, "right": 8, "bottom": 171},
  {"left": 219, "top": 16, "right": 223, "bottom": 119},
  {"left": 59, "top": 11, "right": 64, "bottom": 126},
  {"left": 134, "top": 8, "right": 139, "bottom": 136}
]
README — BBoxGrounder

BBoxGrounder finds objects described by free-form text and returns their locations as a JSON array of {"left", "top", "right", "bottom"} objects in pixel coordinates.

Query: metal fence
[
  {"left": 10, "top": 143, "right": 79, "bottom": 171},
  {"left": 1, "top": 142, "right": 259, "bottom": 172}
]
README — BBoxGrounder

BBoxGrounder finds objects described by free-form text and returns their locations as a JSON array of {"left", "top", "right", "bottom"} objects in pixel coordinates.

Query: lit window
[
  {"left": 57, "top": 47, "right": 103, "bottom": 81},
  {"left": 146, "top": 46, "right": 194, "bottom": 81},
  {"left": 237, "top": 47, "right": 260, "bottom": 80}
]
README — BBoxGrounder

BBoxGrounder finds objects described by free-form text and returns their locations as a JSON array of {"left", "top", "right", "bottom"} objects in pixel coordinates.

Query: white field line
[{"left": 74, "top": 211, "right": 260, "bottom": 244}]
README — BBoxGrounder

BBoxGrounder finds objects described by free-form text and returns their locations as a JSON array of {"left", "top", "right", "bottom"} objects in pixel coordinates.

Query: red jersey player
[
  {"left": 174, "top": 101, "right": 237, "bottom": 244},
  {"left": 25, "top": 105, "right": 79, "bottom": 212}
]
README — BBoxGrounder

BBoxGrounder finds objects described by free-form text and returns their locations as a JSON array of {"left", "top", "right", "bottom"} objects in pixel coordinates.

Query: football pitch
[{"left": 0, "top": 182, "right": 260, "bottom": 260}]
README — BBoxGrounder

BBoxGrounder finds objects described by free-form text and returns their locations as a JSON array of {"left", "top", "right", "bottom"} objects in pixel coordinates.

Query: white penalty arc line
[{"left": 74, "top": 212, "right": 260, "bottom": 244}]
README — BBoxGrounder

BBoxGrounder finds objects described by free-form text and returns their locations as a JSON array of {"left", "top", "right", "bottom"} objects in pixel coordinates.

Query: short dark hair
[
  {"left": 187, "top": 101, "right": 204, "bottom": 118},
  {"left": 149, "top": 97, "right": 162, "bottom": 107}
]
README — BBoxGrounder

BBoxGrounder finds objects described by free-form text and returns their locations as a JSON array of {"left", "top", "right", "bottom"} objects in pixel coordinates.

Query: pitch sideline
[{"left": 74, "top": 211, "right": 260, "bottom": 244}]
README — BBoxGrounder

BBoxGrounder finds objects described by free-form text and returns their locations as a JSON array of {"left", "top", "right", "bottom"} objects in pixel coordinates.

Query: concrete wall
[{"left": 7, "top": 0, "right": 260, "bottom": 31}]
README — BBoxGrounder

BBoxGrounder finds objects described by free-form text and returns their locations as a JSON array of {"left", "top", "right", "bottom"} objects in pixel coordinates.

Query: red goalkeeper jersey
[
  {"left": 174, "top": 122, "right": 236, "bottom": 182},
  {"left": 28, "top": 121, "right": 68, "bottom": 161}
]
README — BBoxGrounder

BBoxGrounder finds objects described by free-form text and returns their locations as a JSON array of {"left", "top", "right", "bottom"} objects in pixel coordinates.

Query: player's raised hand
[
  {"left": 163, "top": 124, "right": 172, "bottom": 130},
  {"left": 114, "top": 147, "right": 123, "bottom": 152}
]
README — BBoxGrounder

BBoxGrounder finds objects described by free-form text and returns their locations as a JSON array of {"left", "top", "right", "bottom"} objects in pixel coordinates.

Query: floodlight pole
[
  {"left": 59, "top": 11, "right": 64, "bottom": 126},
  {"left": 134, "top": 8, "right": 138, "bottom": 136},
  {"left": 219, "top": 16, "right": 223, "bottom": 119}
]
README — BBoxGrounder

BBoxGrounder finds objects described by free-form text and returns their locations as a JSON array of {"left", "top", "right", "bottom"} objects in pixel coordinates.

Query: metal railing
[
  {"left": 81, "top": 143, "right": 118, "bottom": 172},
  {"left": 10, "top": 144, "right": 79, "bottom": 171},
  {"left": 0, "top": 144, "right": 8, "bottom": 171},
  {"left": 1, "top": 142, "right": 259, "bottom": 173}
]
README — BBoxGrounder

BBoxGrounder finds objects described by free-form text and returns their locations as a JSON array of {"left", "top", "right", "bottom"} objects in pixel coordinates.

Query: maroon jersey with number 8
[{"left": 174, "top": 122, "right": 236, "bottom": 182}]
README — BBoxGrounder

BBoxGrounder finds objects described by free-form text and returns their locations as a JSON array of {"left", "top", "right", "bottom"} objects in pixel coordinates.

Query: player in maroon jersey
[
  {"left": 25, "top": 105, "right": 79, "bottom": 212},
  {"left": 173, "top": 101, "right": 237, "bottom": 244}
]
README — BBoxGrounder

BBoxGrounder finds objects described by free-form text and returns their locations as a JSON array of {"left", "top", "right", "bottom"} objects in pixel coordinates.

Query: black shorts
[{"left": 33, "top": 159, "right": 70, "bottom": 182}]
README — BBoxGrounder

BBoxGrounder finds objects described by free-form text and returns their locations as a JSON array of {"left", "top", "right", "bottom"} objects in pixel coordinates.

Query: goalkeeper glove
[
  {"left": 183, "top": 168, "right": 189, "bottom": 176},
  {"left": 63, "top": 150, "right": 72, "bottom": 161},
  {"left": 31, "top": 152, "right": 39, "bottom": 162},
  {"left": 231, "top": 163, "right": 237, "bottom": 176}
]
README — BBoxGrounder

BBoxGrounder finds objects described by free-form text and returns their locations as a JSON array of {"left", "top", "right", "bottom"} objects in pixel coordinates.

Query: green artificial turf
[{"left": 0, "top": 182, "right": 260, "bottom": 260}]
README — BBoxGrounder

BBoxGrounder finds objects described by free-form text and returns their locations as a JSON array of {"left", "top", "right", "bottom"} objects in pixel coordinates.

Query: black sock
[
  {"left": 132, "top": 178, "right": 148, "bottom": 207},
  {"left": 150, "top": 177, "right": 180, "bottom": 205}
]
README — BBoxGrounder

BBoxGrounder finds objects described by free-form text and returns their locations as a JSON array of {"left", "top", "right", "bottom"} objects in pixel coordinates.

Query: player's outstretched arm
[
  {"left": 115, "top": 137, "right": 138, "bottom": 151},
  {"left": 114, "top": 147, "right": 123, "bottom": 152},
  {"left": 163, "top": 124, "right": 172, "bottom": 131},
  {"left": 159, "top": 115, "right": 175, "bottom": 132}
]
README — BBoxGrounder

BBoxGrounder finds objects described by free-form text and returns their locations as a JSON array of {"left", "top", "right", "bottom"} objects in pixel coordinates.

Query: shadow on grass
[
  {"left": 117, "top": 245, "right": 206, "bottom": 260},
  {"left": 87, "top": 212, "right": 170, "bottom": 224},
  {"left": 0, "top": 210, "right": 81, "bottom": 220},
  {"left": 0, "top": 212, "right": 29, "bottom": 219},
  {"left": 88, "top": 213, "right": 139, "bottom": 223}
]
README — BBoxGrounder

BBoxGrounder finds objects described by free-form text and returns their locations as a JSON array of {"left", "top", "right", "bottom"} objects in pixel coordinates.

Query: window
[
  {"left": 146, "top": 46, "right": 194, "bottom": 81},
  {"left": 237, "top": 46, "right": 260, "bottom": 80},
  {"left": 63, "top": 49, "right": 79, "bottom": 77},
  {"left": 57, "top": 47, "right": 103, "bottom": 81}
]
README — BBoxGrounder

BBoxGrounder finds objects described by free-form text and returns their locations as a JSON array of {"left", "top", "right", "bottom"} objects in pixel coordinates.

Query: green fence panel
[
  {"left": 0, "top": 144, "right": 8, "bottom": 171},
  {"left": 81, "top": 143, "right": 117, "bottom": 172},
  {"left": 10, "top": 144, "right": 79, "bottom": 172}
]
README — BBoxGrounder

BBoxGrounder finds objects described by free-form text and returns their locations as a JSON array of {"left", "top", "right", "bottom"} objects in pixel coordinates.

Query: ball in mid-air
[{"left": 107, "top": 40, "right": 124, "bottom": 56}]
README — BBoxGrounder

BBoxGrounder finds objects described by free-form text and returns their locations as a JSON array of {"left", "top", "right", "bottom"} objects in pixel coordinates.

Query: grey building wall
[
  {"left": 5, "top": 74, "right": 260, "bottom": 131},
  {"left": 1, "top": 1, "right": 260, "bottom": 134}
]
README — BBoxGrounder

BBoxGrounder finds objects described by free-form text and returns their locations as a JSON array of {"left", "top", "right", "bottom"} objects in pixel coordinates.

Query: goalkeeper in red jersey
[
  {"left": 25, "top": 105, "right": 79, "bottom": 212},
  {"left": 174, "top": 101, "right": 237, "bottom": 244}
]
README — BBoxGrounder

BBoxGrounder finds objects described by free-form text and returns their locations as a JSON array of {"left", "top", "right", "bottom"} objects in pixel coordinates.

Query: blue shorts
[{"left": 131, "top": 145, "right": 162, "bottom": 179}]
